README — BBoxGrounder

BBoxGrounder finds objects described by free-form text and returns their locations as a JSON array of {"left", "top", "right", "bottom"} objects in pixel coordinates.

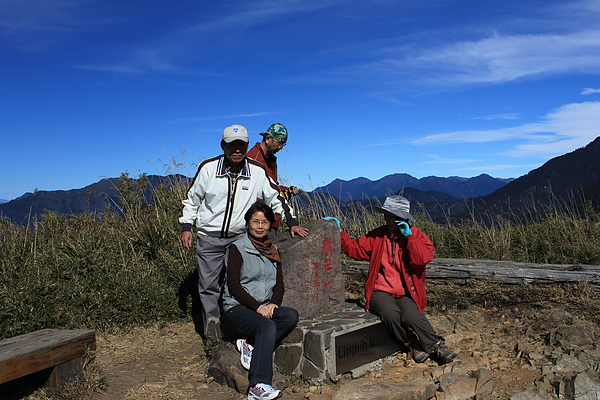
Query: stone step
[{"left": 274, "top": 302, "right": 401, "bottom": 381}]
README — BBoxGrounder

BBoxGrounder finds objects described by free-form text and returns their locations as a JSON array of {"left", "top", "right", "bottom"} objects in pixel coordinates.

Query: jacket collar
[
  {"left": 216, "top": 155, "right": 251, "bottom": 177},
  {"left": 241, "top": 234, "right": 262, "bottom": 255}
]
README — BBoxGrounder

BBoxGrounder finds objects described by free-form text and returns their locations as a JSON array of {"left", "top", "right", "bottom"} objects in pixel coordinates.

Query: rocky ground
[{"left": 85, "top": 297, "right": 600, "bottom": 400}]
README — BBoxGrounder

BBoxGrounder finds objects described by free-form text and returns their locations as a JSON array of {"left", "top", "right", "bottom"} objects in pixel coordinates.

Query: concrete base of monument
[
  {"left": 274, "top": 302, "right": 403, "bottom": 382},
  {"left": 209, "top": 302, "right": 404, "bottom": 391}
]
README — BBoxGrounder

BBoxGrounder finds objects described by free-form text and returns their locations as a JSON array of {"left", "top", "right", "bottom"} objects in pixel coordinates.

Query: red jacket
[
  {"left": 247, "top": 142, "right": 290, "bottom": 229},
  {"left": 247, "top": 143, "right": 282, "bottom": 186},
  {"left": 341, "top": 226, "right": 435, "bottom": 312}
]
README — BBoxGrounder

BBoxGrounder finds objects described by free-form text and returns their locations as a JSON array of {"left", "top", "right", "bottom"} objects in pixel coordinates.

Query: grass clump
[
  {"left": 0, "top": 173, "right": 196, "bottom": 340},
  {"left": 295, "top": 191, "right": 600, "bottom": 265},
  {"left": 1, "top": 175, "right": 599, "bottom": 341}
]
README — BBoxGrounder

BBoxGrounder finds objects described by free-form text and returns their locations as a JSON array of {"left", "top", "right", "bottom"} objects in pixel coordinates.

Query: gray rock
[
  {"left": 437, "top": 376, "right": 477, "bottom": 400},
  {"left": 471, "top": 368, "right": 496, "bottom": 397},
  {"left": 509, "top": 390, "right": 548, "bottom": 400},
  {"left": 545, "top": 309, "right": 575, "bottom": 326},
  {"left": 331, "top": 378, "right": 436, "bottom": 400},
  {"left": 283, "top": 326, "right": 305, "bottom": 344},
  {"left": 304, "top": 329, "right": 325, "bottom": 369},
  {"left": 555, "top": 354, "right": 589, "bottom": 373},
  {"left": 274, "top": 343, "right": 303, "bottom": 374},
  {"left": 208, "top": 343, "right": 289, "bottom": 393},
  {"left": 549, "top": 324, "right": 596, "bottom": 347},
  {"left": 563, "top": 371, "right": 600, "bottom": 400},
  {"left": 208, "top": 343, "right": 248, "bottom": 393},
  {"left": 438, "top": 373, "right": 461, "bottom": 386},
  {"left": 275, "top": 220, "right": 345, "bottom": 320},
  {"left": 301, "top": 358, "right": 323, "bottom": 380}
]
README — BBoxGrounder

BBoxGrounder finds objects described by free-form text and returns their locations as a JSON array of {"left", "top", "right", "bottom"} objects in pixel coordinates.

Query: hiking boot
[
  {"left": 410, "top": 346, "right": 430, "bottom": 363},
  {"left": 431, "top": 340, "right": 457, "bottom": 364},
  {"left": 247, "top": 383, "right": 281, "bottom": 400},
  {"left": 236, "top": 339, "right": 253, "bottom": 370}
]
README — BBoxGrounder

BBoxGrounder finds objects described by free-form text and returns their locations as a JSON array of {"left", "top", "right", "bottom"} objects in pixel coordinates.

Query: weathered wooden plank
[
  {"left": 340, "top": 258, "right": 600, "bottom": 292},
  {"left": 0, "top": 329, "right": 96, "bottom": 384},
  {"left": 431, "top": 258, "right": 600, "bottom": 273}
]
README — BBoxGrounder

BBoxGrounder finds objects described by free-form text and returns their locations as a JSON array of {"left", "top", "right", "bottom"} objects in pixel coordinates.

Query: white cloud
[
  {"left": 413, "top": 101, "right": 600, "bottom": 158},
  {"left": 76, "top": 46, "right": 204, "bottom": 75},
  {"left": 173, "top": 112, "right": 271, "bottom": 123},
  {"left": 581, "top": 88, "right": 600, "bottom": 95},
  {"left": 0, "top": 0, "right": 118, "bottom": 50},
  {"left": 474, "top": 113, "right": 519, "bottom": 120},
  {"left": 75, "top": 0, "right": 343, "bottom": 75},
  {"left": 423, "top": 154, "right": 481, "bottom": 165},
  {"left": 458, "top": 163, "right": 541, "bottom": 172},
  {"left": 335, "top": 1, "right": 600, "bottom": 89},
  {"left": 379, "top": 30, "right": 600, "bottom": 87},
  {"left": 0, "top": 0, "right": 85, "bottom": 33}
]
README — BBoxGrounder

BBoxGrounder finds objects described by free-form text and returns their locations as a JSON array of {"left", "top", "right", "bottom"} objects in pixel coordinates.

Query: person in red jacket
[
  {"left": 247, "top": 123, "right": 299, "bottom": 235},
  {"left": 333, "top": 195, "right": 457, "bottom": 364}
]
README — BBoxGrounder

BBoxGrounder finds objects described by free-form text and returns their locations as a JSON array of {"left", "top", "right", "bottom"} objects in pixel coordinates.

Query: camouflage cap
[{"left": 261, "top": 123, "right": 288, "bottom": 143}]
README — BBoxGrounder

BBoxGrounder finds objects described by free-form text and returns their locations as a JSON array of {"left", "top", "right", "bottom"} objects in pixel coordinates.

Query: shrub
[{"left": 1, "top": 174, "right": 599, "bottom": 339}]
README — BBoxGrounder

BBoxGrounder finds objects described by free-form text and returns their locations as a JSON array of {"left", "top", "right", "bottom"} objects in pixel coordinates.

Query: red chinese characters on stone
[
  {"left": 313, "top": 261, "right": 320, "bottom": 303},
  {"left": 313, "top": 237, "right": 334, "bottom": 303}
]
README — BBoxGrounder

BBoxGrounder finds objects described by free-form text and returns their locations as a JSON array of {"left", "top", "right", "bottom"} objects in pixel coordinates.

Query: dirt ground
[
  {"left": 87, "top": 308, "right": 542, "bottom": 400},
  {"left": 89, "top": 320, "right": 345, "bottom": 400},
  {"left": 90, "top": 323, "right": 244, "bottom": 400},
  {"left": 32, "top": 280, "right": 598, "bottom": 400}
]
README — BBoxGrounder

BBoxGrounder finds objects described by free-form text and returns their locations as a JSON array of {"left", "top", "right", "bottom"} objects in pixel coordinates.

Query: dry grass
[{"left": 2, "top": 171, "right": 600, "bottom": 398}]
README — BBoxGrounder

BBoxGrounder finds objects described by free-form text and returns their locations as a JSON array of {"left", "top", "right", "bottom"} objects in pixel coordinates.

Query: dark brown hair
[{"left": 244, "top": 201, "right": 275, "bottom": 225}]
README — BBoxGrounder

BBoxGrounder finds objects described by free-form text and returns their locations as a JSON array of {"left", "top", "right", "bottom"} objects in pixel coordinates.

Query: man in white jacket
[{"left": 180, "top": 124, "right": 308, "bottom": 337}]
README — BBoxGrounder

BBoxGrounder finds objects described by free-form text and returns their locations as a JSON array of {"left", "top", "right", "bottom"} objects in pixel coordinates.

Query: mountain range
[
  {"left": 0, "top": 175, "right": 190, "bottom": 226},
  {"left": 313, "top": 173, "right": 513, "bottom": 202},
  {"left": 467, "top": 135, "right": 600, "bottom": 222},
  {"left": 1, "top": 136, "right": 599, "bottom": 225}
]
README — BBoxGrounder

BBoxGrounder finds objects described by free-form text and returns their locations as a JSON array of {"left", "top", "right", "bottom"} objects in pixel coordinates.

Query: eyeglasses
[
  {"left": 249, "top": 219, "right": 271, "bottom": 227},
  {"left": 268, "top": 137, "right": 286, "bottom": 148}
]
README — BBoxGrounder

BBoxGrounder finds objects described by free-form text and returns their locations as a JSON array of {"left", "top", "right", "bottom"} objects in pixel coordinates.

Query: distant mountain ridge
[
  {"left": 313, "top": 173, "right": 513, "bottom": 202},
  {"left": 2, "top": 136, "right": 599, "bottom": 225},
  {"left": 473, "top": 136, "right": 600, "bottom": 219},
  {"left": 0, "top": 172, "right": 507, "bottom": 225},
  {"left": 0, "top": 175, "right": 191, "bottom": 225}
]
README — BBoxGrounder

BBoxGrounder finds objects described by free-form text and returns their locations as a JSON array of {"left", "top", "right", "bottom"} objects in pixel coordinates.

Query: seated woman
[{"left": 222, "top": 201, "right": 299, "bottom": 400}]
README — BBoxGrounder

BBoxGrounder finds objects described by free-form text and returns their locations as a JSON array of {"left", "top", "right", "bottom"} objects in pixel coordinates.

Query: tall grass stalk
[{"left": 1, "top": 175, "right": 599, "bottom": 339}]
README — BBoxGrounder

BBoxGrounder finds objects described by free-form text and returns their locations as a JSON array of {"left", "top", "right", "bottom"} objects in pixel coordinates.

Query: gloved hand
[
  {"left": 323, "top": 217, "right": 341, "bottom": 231},
  {"left": 396, "top": 220, "right": 412, "bottom": 237}
]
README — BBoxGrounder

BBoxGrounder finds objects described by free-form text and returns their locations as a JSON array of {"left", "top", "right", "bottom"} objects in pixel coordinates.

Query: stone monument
[
  {"left": 271, "top": 219, "right": 401, "bottom": 381},
  {"left": 210, "top": 219, "right": 402, "bottom": 387},
  {"left": 274, "top": 219, "right": 345, "bottom": 319}
]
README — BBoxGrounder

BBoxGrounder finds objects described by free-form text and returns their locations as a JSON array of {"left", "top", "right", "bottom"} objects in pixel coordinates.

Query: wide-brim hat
[
  {"left": 222, "top": 124, "right": 249, "bottom": 143},
  {"left": 373, "top": 195, "right": 415, "bottom": 222}
]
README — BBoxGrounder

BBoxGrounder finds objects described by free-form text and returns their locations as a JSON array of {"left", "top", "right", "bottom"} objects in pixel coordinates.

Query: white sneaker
[
  {"left": 247, "top": 383, "right": 281, "bottom": 400},
  {"left": 236, "top": 339, "right": 253, "bottom": 370}
]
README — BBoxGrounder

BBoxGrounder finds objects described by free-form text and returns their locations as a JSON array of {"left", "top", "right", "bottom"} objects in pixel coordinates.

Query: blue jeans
[{"left": 223, "top": 305, "right": 298, "bottom": 387}]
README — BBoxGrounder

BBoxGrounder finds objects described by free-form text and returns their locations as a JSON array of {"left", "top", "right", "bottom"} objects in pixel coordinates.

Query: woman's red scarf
[{"left": 249, "top": 235, "right": 281, "bottom": 263}]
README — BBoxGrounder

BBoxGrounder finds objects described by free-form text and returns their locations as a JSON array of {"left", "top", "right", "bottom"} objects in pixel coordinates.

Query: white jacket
[{"left": 179, "top": 155, "right": 298, "bottom": 237}]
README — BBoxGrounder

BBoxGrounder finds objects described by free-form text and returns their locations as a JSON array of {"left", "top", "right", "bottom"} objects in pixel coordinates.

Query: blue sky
[{"left": 1, "top": 0, "right": 599, "bottom": 201}]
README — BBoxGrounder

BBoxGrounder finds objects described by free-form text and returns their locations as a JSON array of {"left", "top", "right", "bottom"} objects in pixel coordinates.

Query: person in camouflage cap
[
  {"left": 263, "top": 123, "right": 288, "bottom": 143},
  {"left": 247, "top": 123, "right": 300, "bottom": 235}
]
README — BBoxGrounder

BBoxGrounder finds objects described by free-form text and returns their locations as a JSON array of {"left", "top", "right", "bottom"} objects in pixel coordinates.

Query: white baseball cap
[{"left": 222, "top": 125, "right": 249, "bottom": 143}]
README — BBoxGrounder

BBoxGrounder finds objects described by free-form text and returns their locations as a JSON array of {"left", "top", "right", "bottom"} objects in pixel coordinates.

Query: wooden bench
[{"left": 0, "top": 329, "right": 96, "bottom": 390}]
